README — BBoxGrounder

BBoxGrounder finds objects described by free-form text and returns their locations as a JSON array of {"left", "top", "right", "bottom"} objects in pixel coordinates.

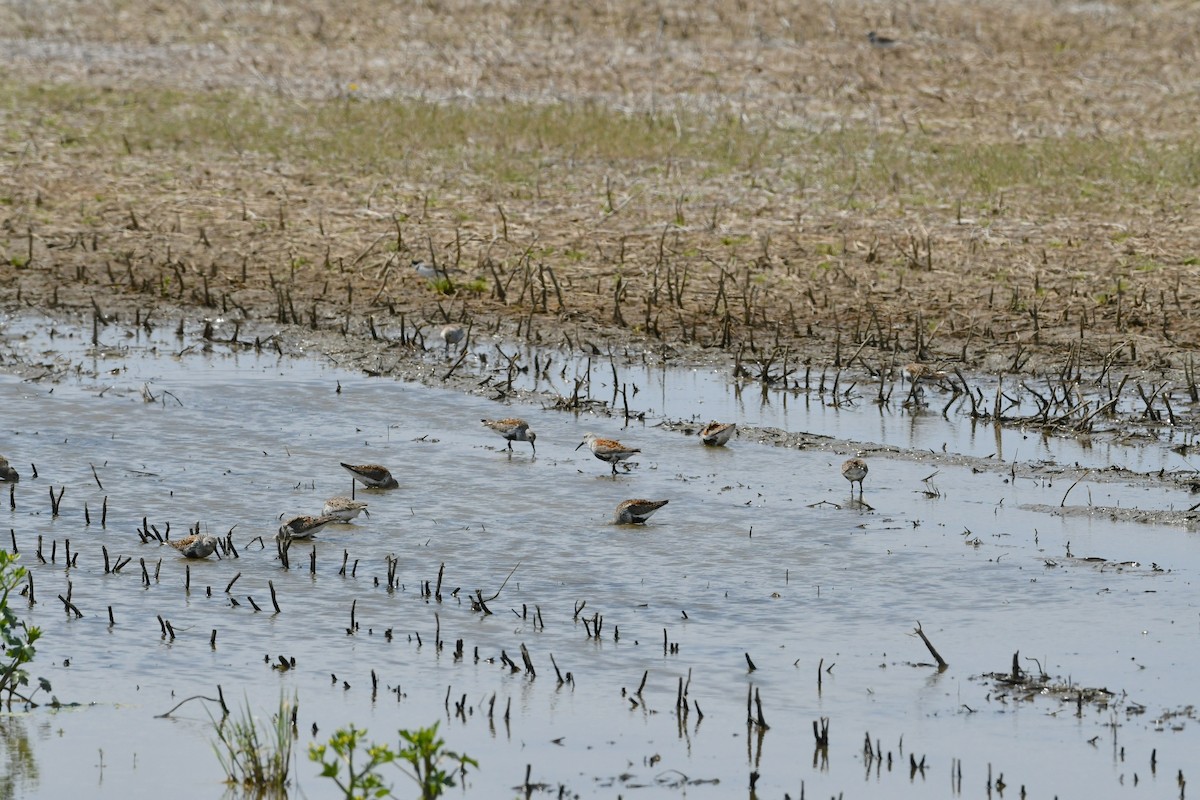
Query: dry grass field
[{"left": 2, "top": 0, "right": 1199, "bottom": 386}]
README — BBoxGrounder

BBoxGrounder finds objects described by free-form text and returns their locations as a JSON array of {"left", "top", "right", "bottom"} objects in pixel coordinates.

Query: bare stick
[
  {"left": 754, "top": 688, "right": 770, "bottom": 729},
  {"left": 155, "top": 694, "right": 223, "bottom": 718},
  {"left": 1060, "top": 470, "right": 1090, "bottom": 508},
  {"left": 519, "top": 643, "right": 536, "bottom": 676},
  {"left": 913, "top": 621, "right": 949, "bottom": 669},
  {"left": 483, "top": 560, "right": 521, "bottom": 602}
]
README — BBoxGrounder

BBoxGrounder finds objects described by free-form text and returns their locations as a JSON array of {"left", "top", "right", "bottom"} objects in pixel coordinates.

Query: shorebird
[
  {"left": 412, "top": 259, "right": 456, "bottom": 282},
  {"left": 866, "top": 30, "right": 899, "bottom": 48},
  {"left": 615, "top": 498, "right": 669, "bottom": 524},
  {"left": 0, "top": 456, "right": 18, "bottom": 482},
  {"left": 278, "top": 514, "right": 339, "bottom": 540},
  {"left": 481, "top": 418, "right": 537, "bottom": 455},
  {"left": 841, "top": 457, "right": 869, "bottom": 498},
  {"left": 167, "top": 534, "right": 219, "bottom": 559},
  {"left": 904, "top": 362, "right": 949, "bottom": 383},
  {"left": 439, "top": 324, "right": 466, "bottom": 355},
  {"left": 340, "top": 462, "right": 399, "bottom": 490},
  {"left": 576, "top": 432, "right": 640, "bottom": 474},
  {"left": 322, "top": 496, "right": 369, "bottom": 522},
  {"left": 699, "top": 421, "right": 737, "bottom": 447},
  {"left": 903, "top": 362, "right": 950, "bottom": 404}
]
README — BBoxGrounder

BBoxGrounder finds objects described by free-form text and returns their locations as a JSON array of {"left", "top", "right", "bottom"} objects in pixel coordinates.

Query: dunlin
[
  {"left": 0, "top": 456, "right": 18, "bottom": 482},
  {"left": 699, "top": 421, "right": 737, "bottom": 447},
  {"left": 322, "top": 496, "right": 369, "bottom": 521},
  {"left": 340, "top": 462, "right": 399, "bottom": 490},
  {"left": 576, "top": 432, "right": 640, "bottom": 474},
  {"left": 615, "top": 498, "right": 669, "bottom": 524},
  {"left": 841, "top": 457, "right": 869, "bottom": 498},
  {"left": 439, "top": 324, "right": 466, "bottom": 354},
  {"left": 167, "top": 534, "right": 218, "bottom": 559},
  {"left": 278, "top": 514, "right": 339, "bottom": 540},
  {"left": 481, "top": 418, "right": 537, "bottom": 455}
]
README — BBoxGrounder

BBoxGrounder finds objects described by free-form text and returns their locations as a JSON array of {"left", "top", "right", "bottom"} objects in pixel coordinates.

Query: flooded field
[{"left": 2, "top": 313, "right": 1199, "bottom": 799}]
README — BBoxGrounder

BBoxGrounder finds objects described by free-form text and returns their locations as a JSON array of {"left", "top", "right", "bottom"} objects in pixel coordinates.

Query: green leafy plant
[
  {"left": 429, "top": 277, "right": 456, "bottom": 295},
  {"left": 211, "top": 693, "right": 296, "bottom": 790},
  {"left": 310, "top": 722, "right": 477, "bottom": 800},
  {"left": 0, "top": 550, "right": 46, "bottom": 710}
]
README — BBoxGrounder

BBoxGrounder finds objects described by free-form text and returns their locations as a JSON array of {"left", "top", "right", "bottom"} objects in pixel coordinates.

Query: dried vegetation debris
[
  {"left": 975, "top": 653, "right": 1195, "bottom": 730},
  {"left": 1029, "top": 503, "right": 1200, "bottom": 530},
  {"left": 3, "top": 0, "right": 1200, "bottom": 396}
]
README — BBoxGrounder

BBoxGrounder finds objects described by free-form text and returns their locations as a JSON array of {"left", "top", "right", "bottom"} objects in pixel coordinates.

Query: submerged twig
[{"left": 913, "top": 621, "right": 949, "bottom": 669}]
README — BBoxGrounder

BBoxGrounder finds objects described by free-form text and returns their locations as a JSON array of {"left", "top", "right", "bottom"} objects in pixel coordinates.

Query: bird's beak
[{"left": 574, "top": 441, "right": 585, "bottom": 451}]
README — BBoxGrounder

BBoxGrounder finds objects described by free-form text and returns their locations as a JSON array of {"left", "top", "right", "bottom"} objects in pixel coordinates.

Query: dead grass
[{"left": 2, "top": 0, "right": 1200, "bottom": 384}]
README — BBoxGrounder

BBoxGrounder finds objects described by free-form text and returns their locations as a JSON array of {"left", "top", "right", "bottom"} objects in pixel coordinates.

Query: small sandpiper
[
  {"left": 340, "top": 462, "right": 399, "bottom": 490},
  {"left": 841, "top": 457, "right": 869, "bottom": 498},
  {"left": 322, "top": 496, "right": 369, "bottom": 522},
  {"left": 615, "top": 498, "right": 669, "bottom": 524},
  {"left": 481, "top": 418, "right": 537, "bottom": 455},
  {"left": 167, "top": 534, "right": 219, "bottom": 559},
  {"left": 699, "top": 421, "right": 737, "bottom": 447},
  {"left": 439, "top": 324, "right": 466, "bottom": 355},
  {"left": 278, "top": 514, "right": 339, "bottom": 540},
  {"left": 0, "top": 455, "right": 18, "bottom": 482},
  {"left": 412, "top": 259, "right": 458, "bottom": 282},
  {"left": 576, "top": 432, "right": 640, "bottom": 475}
]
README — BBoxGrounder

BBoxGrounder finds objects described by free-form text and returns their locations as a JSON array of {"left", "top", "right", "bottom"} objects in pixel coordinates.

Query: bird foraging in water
[
  {"left": 167, "top": 534, "right": 218, "bottom": 559},
  {"left": 841, "top": 457, "right": 868, "bottom": 498},
  {"left": 576, "top": 432, "right": 640, "bottom": 474},
  {"left": 903, "top": 362, "right": 948, "bottom": 383},
  {"left": 340, "top": 462, "right": 399, "bottom": 490},
  {"left": 322, "top": 496, "right": 369, "bottom": 521},
  {"left": 615, "top": 498, "right": 669, "bottom": 524},
  {"left": 278, "top": 514, "right": 339, "bottom": 540},
  {"left": 439, "top": 324, "right": 466, "bottom": 355},
  {"left": 481, "top": 418, "right": 536, "bottom": 455},
  {"left": 0, "top": 456, "right": 18, "bottom": 482},
  {"left": 698, "top": 421, "right": 736, "bottom": 447}
]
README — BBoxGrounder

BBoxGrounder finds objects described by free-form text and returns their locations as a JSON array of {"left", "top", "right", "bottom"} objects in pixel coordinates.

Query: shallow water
[{"left": 1, "top": 316, "right": 1198, "bottom": 799}]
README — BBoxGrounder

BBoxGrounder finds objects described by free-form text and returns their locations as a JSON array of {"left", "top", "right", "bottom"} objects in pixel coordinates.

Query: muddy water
[
  {"left": 1, "top": 318, "right": 1198, "bottom": 799},
  {"left": 518, "top": 353, "right": 1200, "bottom": 474}
]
